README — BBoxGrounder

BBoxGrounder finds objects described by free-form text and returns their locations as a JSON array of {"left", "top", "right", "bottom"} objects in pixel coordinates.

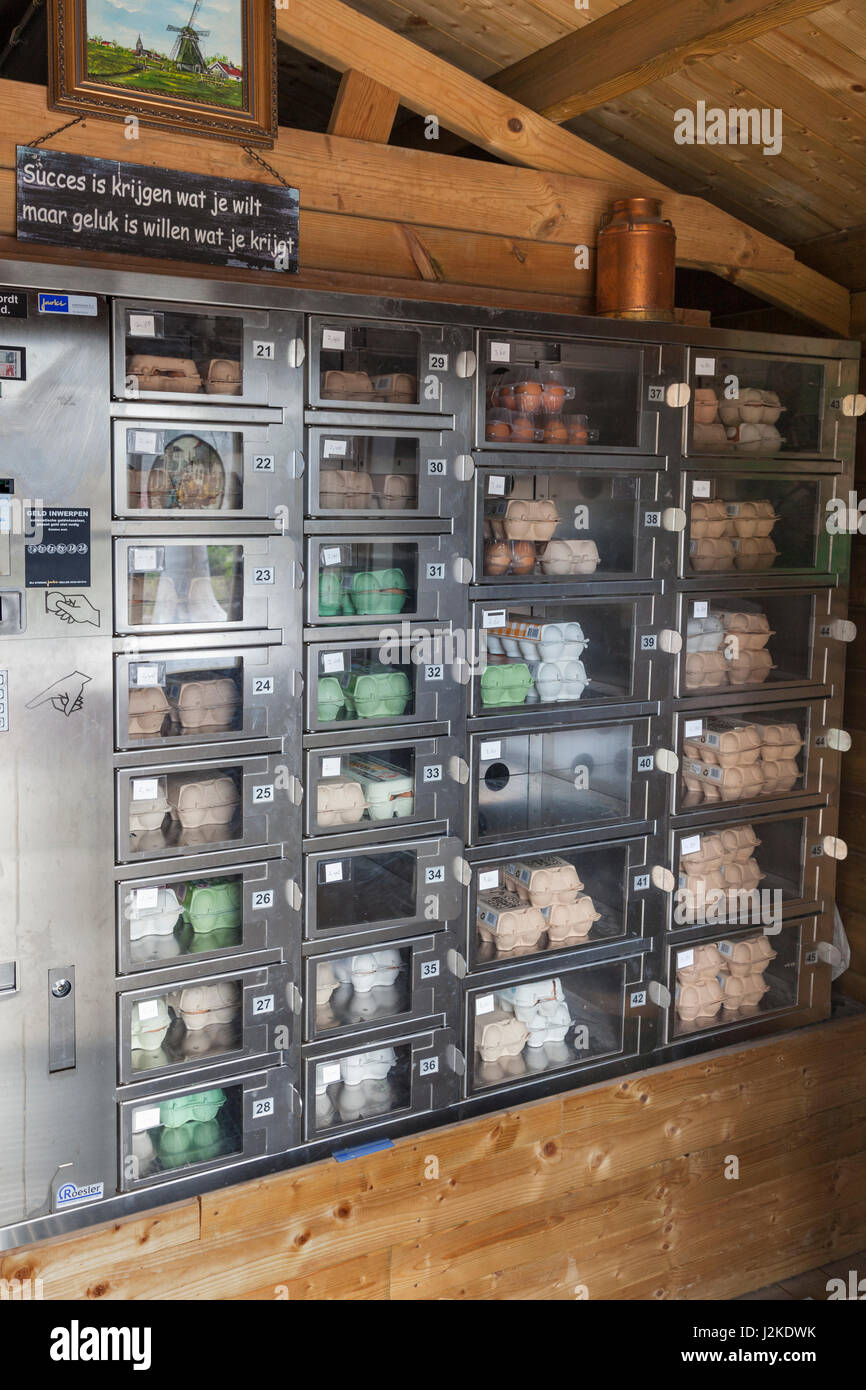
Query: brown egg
[
  {"left": 484, "top": 541, "right": 513, "bottom": 576},
  {"left": 511, "top": 541, "right": 537, "bottom": 575},
  {"left": 567, "top": 421, "right": 589, "bottom": 445},
  {"left": 486, "top": 418, "right": 512, "bottom": 442},
  {"left": 544, "top": 420, "right": 568, "bottom": 445},
  {"left": 510, "top": 415, "right": 537, "bottom": 443},
  {"left": 542, "top": 384, "right": 566, "bottom": 414},
  {"left": 500, "top": 385, "right": 518, "bottom": 412},
  {"left": 514, "top": 381, "right": 543, "bottom": 413}
]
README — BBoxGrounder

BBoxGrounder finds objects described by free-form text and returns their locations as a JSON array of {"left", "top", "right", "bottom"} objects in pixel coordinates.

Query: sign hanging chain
[
  {"left": 242, "top": 145, "right": 294, "bottom": 191},
  {"left": 28, "top": 117, "right": 84, "bottom": 149}
]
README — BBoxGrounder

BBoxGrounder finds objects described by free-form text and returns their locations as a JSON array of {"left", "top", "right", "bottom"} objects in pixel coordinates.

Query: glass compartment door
[
  {"left": 115, "top": 537, "right": 291, "bottom": 634},
  {"left": 306, "top": 426, "right": 462, "bottom": 519},
  {"left": 687, "top": 350, "right": 832, "bottom": 459}
]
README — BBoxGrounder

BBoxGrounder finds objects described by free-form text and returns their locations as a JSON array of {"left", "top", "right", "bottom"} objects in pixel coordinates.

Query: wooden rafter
[
  {"left": 274, "top": 0, "right": 850, "bottom": 335},
  {"left": 328, "top": 70, "right": 400, "bottom": 143},
  {"left": 493, "top": 0, "right": 838, "bottom": 124}
]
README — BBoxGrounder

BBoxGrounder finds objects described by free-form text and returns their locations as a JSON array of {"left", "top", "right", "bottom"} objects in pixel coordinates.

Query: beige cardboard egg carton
[
  {"left": 684, "top": 608, "right": 776, "bottom": 691},
  {"left": 692, "top": 387, "right": 786, "bottom": 453},
  {"left": 681, "top": 717, "right": 803, "bottom": 805},
  {"left": 476, "top": 888, "right": 547, "bottom": 954},
  {"left": 319, "top": 469, "right": 375, "bottom": 509},
  {"left": 502, "top": 855, "right": 583, "bottom": 907},
  {"left": 502, "top": 499, "right": 559, "bottom": 543},
  {"left": 539, "top": 538, "right": 600, "bottom": 576},
  {"left": 165, "top": 774, "right": 240, "bottom": 829},
  {"left": 675, "top": 932, "right": 776, "bottom": 1021}
]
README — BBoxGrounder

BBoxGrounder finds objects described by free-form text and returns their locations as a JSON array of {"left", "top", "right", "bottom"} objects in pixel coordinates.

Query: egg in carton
[
  {"left": 541, "top": 895, "right": 601, "bottom": 944},
  {"left": 166, "top": 773, "right": 239, "bottom": 829},
  {"left": 690, "top": 499, "right": 730, "bottom": 539},
  {"left": 719, "top": 935, "right": 777, "bottom": 978},
  {"left": 502, "top": 855, "right": 583, "bottom": 908},
  {"left": 722, "top": 857, "right": 764, "bottom": 894},
  {"left": 158, "top": 1120, "right": 224, "bottom": 1169},
  {"left": 727, "top": 647, "right": 775, "bottom": 686},
  {"left": 316, "top": 776, "right": 367, "bottom": 827},
  {"left": 128, "top": 685, "right": 174, "bottom": 738},
  {"left": 123, "top": 886, "right": 183, "bottom": 941},
  {"left": 675, "top": 977, "right": 725, "bottom": 1022},
  {"left": 759, "top": 758, "right": 800, "bottom": 794},
  {"left": 336, "top": 1078, "right": 396, "bottom": 1122},
  {"left": 684, "top": 650, "right": 728, "bottom": 690},
  {"left": 374, "top": 473, "right": 414, "bottom": 510},
  {"left": 479, "top": 661, "right": 534, "bottom": 707},
  {"left": 484, "top": 538, "right": 537, "bottom": 577},
  {"left": 732, "top": 536, "right": 779, "bottom": 571},
  {"left": 687, "top": 615, "right": 725, "bottom": 652},
  {"left": 689, "top": 536, "right": 735, "bottom": 571},
  {"left": 502, "top": 498, "right": 560, "bottom": 543},
  {"left": 730, "top": 422, "right": 783, "bottom": 454},
  {"left": 332, "top": 949, "right": 402, "bottom": 995},
  {"left": 698, "top": 720, "right": 763, "bottom": 767},
  {"left": 694, "top": 387, "right": 720, "bottom": 424},
  {"left": 717, "top": 824, "right": 761, "bottom": 862},
  {"left": 539, "top": 538, "right": 600, "bottom": 575},
  {"left": 475, "top": 1009, "right": 530, "bottom": 1063},
  {"left": 692, "top": 421, "right": 729, "bottom": 451},
  {"left": 713, "top": 610, "right": 773, "bottom": 651},
  {"left": 676, "top": 942, "right": 728, "bottom": 984},
  {"left": 129, "top": 782, "right": 172, "bottom": 834},
  {"left": 171, "top": 676, "right": 240, "bottom": 732},
  {"left": 724, "top": 500, "right": 777, "bottom": 539},
  {"left": 203, "top": 358, "right": 242, "bottom": 396},
  {"left": 126, "top": 355, "right": 203, "bottom": 394},
  {"left": 680, "top": 833, "right": 727, "bottom": 874},
  {"left": 321, "top": 370, "right": 376, "bottom": 402},
  {"left": 496, "top": 979, "right": 573, "bottom": 1047},
  {"left": 677, "top": 868, "right": 727, "bottom": 914},
  {"left": 131, "top": 997, "right": 172, "bottom": 1052},
  {"left": 755, "top": 722, "right": 804, "bottom": 762},
  {"left": 476, "top": 888, "right": 547, "bottom": 953}
]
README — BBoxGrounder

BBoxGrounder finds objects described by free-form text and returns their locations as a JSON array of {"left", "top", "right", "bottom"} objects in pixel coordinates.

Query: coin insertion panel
[{"left": 0, "top": 272, "right": 853, "bottom": 1251}]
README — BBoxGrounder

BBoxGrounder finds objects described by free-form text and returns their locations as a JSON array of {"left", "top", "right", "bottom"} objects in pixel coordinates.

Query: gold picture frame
[{"left": 48, "top": 0, "right": 277, "bottom": 147}]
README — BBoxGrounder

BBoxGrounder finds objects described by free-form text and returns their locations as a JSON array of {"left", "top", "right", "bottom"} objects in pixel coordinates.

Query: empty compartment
[
  {"left": 470, "top": 839, "right": 644, "bottom": 969},
  {"left": 674, "top": 815, "right": 808, "bottom": 930},
  {"left": 685, "top": 474, "right": 831, "bottom": 575},
  {"left": 479, "top": 334, "right": 646, "bottom": 450},
  {"left": 669, "top": 921, "right": 803, "bottom": 1039},
  {"left": 689, "top": 352, "right": 826, "bottom": 457},
  {"left": 472, "top": 721, "right": 648, "bottom": 842},
  {"left": 475, "top": 595, "right": 648, "bottom": 712},
  {"left": 681, "top": 593, "right": 816, "bottom": 695},
  {"left": 478, "top": 470, "right": 645, "bottom": 581},
  {"left": 468, "top": 959, "right": 629, "bottom": 1093},
  {"left": 305, "top": 838, "right": 463, "bottom": 941},
  {"left": 678, "top": 705, "right": 813, "bottom": 811}
]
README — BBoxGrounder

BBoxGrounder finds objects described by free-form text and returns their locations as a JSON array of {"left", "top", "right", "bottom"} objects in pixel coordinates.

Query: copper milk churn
[{"left": 596, "top": 197, "right": 676, "bottom": 321}]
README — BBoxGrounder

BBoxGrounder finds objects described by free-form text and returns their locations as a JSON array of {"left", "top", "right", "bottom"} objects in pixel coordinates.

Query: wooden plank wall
[{"left": 4, "top": 1014, "right": 866, "bottom": 1300}]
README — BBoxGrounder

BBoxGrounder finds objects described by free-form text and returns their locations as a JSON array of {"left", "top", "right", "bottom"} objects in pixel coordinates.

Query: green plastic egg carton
[
  {"left": 159, "top": 1088, "right": 227, "bottom": 1129},
  {"left": 317, "top": 675, "right": 347, "bottom": 722},
  {"left": 480, "top": 662, "right": 534, "bottom": 707},
  {"left": 351, "top": 568, "right": 408, "bottom": 616},
  {"left": 182, "top": 880, "right": 242, "bottom": 935},
  {"left": 345, "top": 670, "right": 412, "bottom": 719}
]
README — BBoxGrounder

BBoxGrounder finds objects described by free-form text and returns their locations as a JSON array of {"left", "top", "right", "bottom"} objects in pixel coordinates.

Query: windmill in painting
[{"left": 167, "top": 0, "right": 211, "bottom": 74}]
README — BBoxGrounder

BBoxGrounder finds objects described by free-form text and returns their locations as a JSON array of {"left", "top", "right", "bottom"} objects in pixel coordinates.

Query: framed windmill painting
[{"left": 48, "top": 0, "right": 277, "bottom": 146}]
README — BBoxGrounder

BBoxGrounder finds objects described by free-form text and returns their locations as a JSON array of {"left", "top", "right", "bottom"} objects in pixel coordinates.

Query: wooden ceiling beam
[
  {"left": 274, "top": 0, "right": 850, "bottom": 336},
  {"left": 327, "top": 69, "right": 400, "bottom": 143},
  {"left": 492, "top": 0, "right": 838, "bottom": 124}
]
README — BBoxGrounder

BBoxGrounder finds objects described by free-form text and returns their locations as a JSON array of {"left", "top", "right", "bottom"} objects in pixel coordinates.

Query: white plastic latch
[
  {"left": 648, "top": 981, "right": 672, "bottom": 1008},
  {"left": 651, "top": 866, "right": 675, "bottom": 893},
  {"left": 287, "top": 338, "right": 306, "bottom": 369},
  {"left": 456, "top": 350, "right": 477, "bottom": 379},
  {"left": 656, "top": 749, "right": 680, "bottom": 775},
  {"left": 841, "top": 393, "right": 866, "bottom": 417},
  {"left": 451, "top": 658, "right": 472, "bottom": 686},
  {"left": 286, "top": 880, "right": 302, "bottom": 912},
  {"left": 831, "top": 619, "right": 857, "bottom": 643},
  {"left": 446, "top": 950, "right": 467, "bottom": 981},
  {"left": 817, "top": 941, "right": 844, "bottom": 966},
  {"left": 454, "top": 454, "right": 475, "bottom": 482},
  {"left": 822, "top": 835, "right": 848, "bottom": 860},
  {"left": 455, "top": 857, "right": 472, "bottom": 887},
  {"left": 287, "top": 984, "right": 303, "bottom": 1015},
  {"left": 666, "top": 382, "right": 691, "bottom": 408},
  {"left": 288, "top": 450, "right": 305, "bottom": 480},
  {"left": 288, "top": 776, "right": 304, "bottom": 807},
  {"left": 658, "top": 629, "right": 683, "bottom": 654},
  {"left": 452, "top": 557, "right": 473, "bottom": 585},
  {"left": 446, "top": 1044, "right": 467, "bottom": 1076},
  {"left": 448, "top": 756, "right": 470, "bottom": 785},
  {"left": 290, "top": 670, "right": 305, "bottom": 700},
  {"left": 826, "top": 728, "right": 853, "bottom": 752},
  {"left": 661, "top": 507, "right": 687, "bottom": 533}
]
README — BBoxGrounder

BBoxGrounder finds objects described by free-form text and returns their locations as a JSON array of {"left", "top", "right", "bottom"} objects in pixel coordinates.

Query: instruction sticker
[{"left": 24, "top": 508, "right": 91, "bottom": 589}]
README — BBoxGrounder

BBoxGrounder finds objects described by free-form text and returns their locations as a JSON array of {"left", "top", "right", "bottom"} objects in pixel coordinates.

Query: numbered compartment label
[
  {"left": 644, "top": 511, "right": 660, "bottom": 528},
  {"left": 418, "top": 1056, "right": 440, "bottom": 1076},
  {"left": 253, "top": 341, "right": 275, "bottom": 360},
  {"left": 252, "top": 890, "right": 274, "bottom": 910},
  {"left": 429, "top": 353, "right": 449, "bottom": 372},
  {"left": 427, "top": 458, "right": 447, "bottom": 476},
  {"left": 251, "top": 994, "right": 275, "bottom": 1015},
  {"left": 647, "top": 384, "right": 665, "bottom": 402},
  {"left": 252, "top": 1097, "right": 275, "bottom": 1119},
  {"left": 253, "top": 454, "right": 275, "bottom": 472},
  {"left": 253, "top": 677, "right": 275, "bottom": 696},
  {"left": 425, "top": 865, "right": 445, "bottom": 884},
  {"left": 422, "top": 764, "right": 442, "bottom": 783},
  {"left": 629, "top": 990, "right": 647, "bottom": 1009},
  {"left": 252, "top": 784, "right": 275, "bottom": 803},
  {"left": 633, "top": 873, "right": 651, "bottom": 892},
  {"left": 424, "top": 663, "right": 443, "bottom": 682},
  {"left": 426, "top": 562, "right": 445, "bottom": 580},
  {"left": 420, "top": 961, "right": 440, "bottom": 980},
  {"left": 636, "top": 754, "right": 655, "bottom": 772},
  {"left": 640, "top": 634, "right": 657, "bottom": 651},
  {"left": 253, "top": 566, "right": 275, "bottom": 585}
]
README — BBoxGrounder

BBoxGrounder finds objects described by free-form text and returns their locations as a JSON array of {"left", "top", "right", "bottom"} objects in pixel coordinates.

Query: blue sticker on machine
[
  {"left": 37, "top": 293, "right": 98, "bottom": 316},
  {"left": 56, "top": 1180, "right": 104, "bottom": 1207}
]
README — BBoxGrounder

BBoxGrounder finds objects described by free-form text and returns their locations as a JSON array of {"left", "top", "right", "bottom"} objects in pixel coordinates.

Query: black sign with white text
[{"left": 16, "top": 147, "right": 299, "bottom": 274}]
